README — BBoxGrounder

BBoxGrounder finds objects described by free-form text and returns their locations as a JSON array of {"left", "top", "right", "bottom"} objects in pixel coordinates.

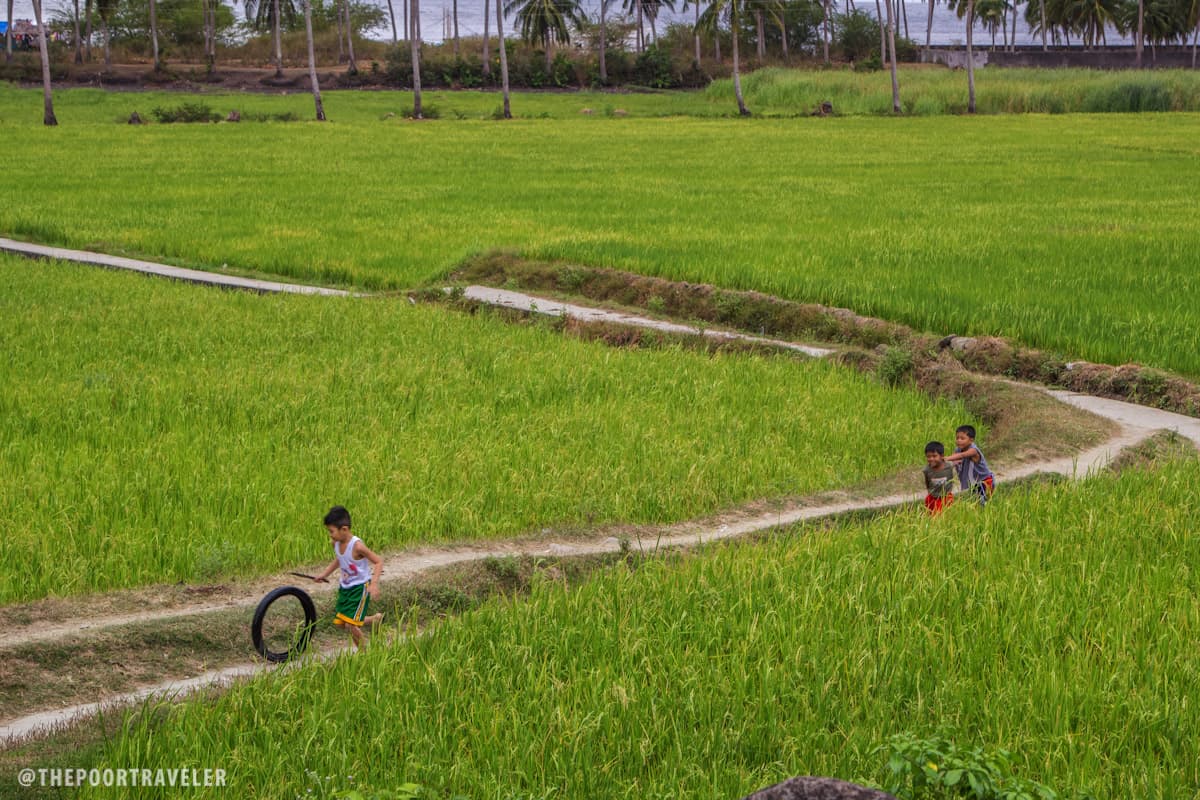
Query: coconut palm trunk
[
  {"left": 694, "top": 0, "right": 701, "bottom": 65},
  {"left": 73, "top": 0, "right": 83, "bottom": 63},
  {"left": 410, "top": 0, "right": 422, "bottom": 116},
  {"left": 345, "top": 0, "right": 358, "bottom": 73},
  {"left": 823, "top": 0, "right": 831, "bottom": 62},
  {"left": 899, "top": 0, "right": 908, "bottom": 40},
  {"left": 149, "top": 0, "right": 161, "bottom": 70},
  {"left": 731, "top": 0, "right": 749, "bottom": 115},
  {"left": 303, "top": 0, "right": 325, "bottom": 119},
  {"left": 925, "top": 0, "right": 934, "bottom": 57},
  {"left": 1193, "top": 18, "right": 1198, "bottom": 68},
  {"left": 84, "top": 0, "right": 94, "bottom": 60},
  {"left": 599, "top": 0, "right": 608, "bottom": 80},
  {"left": 1135, "top": 0, "right": 1143, "bottom": 67},
  {"left": 495, "top": 0, "right": 511, "bottom": 117},
  {"left": 101, "top": 14, "right": 110, "bottom": 64},
  {"left": 754, "top": 8, "right": 764, "bottom": 60},
  {"left": 410, "top": 0, "right": 420, "bottom": 115},
  {"left": 883, "top": 0, "right": 900, "bottom": 111},
  {"left": 777, "top": 12, "right": 788, "bottom": 59},
  {"left": 1009, "top": 0, "right": 1016, "bottom": 51},
  {"left": 1039, "top": 0, "right": 1046, "bottom": 49},
  {"left": 32, "top": 0, "right": 57, "bottom": 125},
  {"left": 966, "top": 0, "right": 976, "bottom": 112},
  {"left": 453, "top": 0, "right": 459, "bottom": 55},
  {"left": 5, "top": 0, "right": 13, "bottom": 63},
  {"left": 271, "top": 0, "right": 284, "bottom": 74},
  {"left": 482, "top": 0, "right": 491, "bottom": 75},
  {"left": 875, "top": 0, "right": 887, "bottom": 61},
  {"left": 636, "top": 0, "right": 643, "bottom": 51}
]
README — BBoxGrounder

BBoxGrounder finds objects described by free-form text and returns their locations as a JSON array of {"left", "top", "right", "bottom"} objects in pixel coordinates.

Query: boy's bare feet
[{"left": 364, "top": 612, "right": 384, "bottom": 627}]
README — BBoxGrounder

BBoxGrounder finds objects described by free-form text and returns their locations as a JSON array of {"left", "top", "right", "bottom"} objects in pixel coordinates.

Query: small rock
[
  {"left": 580, "top": 108, "right": 594, "bottom": 115},
  {"left": 128, "top": 111, "right": 143, "bottom": 125},
  {"left": 811, "top": 101, "right": 834, "bottom": 117},
  {"left": 612, "top": 109, "right": 628, "bottom": 117},
  {"left": 226, "top": 110, "right": 241, "bottom": 122},
  {"left": 937, "top": 334, "right": 956, "bottom": 349},
  {"left": 949, "top": 336, "right": 977, "bottom": 352}
]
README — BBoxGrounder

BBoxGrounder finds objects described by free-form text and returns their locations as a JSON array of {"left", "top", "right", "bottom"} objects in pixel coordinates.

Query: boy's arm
[
  {"left": 945, "top": 446, "right": 981, "bottom": 464},
  {"left": 355, "top": 542, "right": 384, "bottom": 599},
  {"left": 313, "top": 559, "right": 338, "bottom": 583},
  {"left": 923, "top": 469, "right": 932, "bottom": 492}
]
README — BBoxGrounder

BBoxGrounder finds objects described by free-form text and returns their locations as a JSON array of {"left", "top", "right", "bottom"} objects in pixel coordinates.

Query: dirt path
[{"left": 2, "top": 241, "right": 1198, "bottom": 743}]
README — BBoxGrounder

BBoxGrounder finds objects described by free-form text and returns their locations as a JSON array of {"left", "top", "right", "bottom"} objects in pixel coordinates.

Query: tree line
[{"left": 9, "top": 0, "right": 1199, "bottom": 123}]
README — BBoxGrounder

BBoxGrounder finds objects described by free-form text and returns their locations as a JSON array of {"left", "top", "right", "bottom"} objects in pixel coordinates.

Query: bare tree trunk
[
  {"left": 599, "top": 0, "right": 608, "bottom": 79},
  {"left": 755, "top": 8, "right": 764, "bottom": 60},
  {"left": 5, "top": 0, "right": 13, "bottom": 63},
  {"left": 694, "top": 0, "right": 700, "bottom": 65},
  {"left": 84, "top": 0, "right": 94, "bottom": 60},
  {"left": 482, "top": 0, "right": 490, "bottom": 75},
  {"left": 715, "top": 21, "right": 721, "bottom": 60},
  {"left": 900, "top": 0, "right": 908, "bottom": 40},
  {"left": 345, "top": 0, "right": 358, "bottom": 73},
  {"left": 102, "top": 15, "right": 110, "bottom": 65},
  {"left": 1193, "top": 19, "right": 1198, "bottom": 68},
  {"left": 410, "top": 0, "right": 422, "bottom": 117},
  {"left": 386, "top": 0, "right": 397, "bottom": 43},
  {"left": 303, "top": 0, "right": 325, "bottom": 119},
  {"left": 403, "top": 0, "right": 408, "bottom": 40},
  {"left": 32, "top": 0, "right": 57, "bottom": 124},
  {"left": 636, "top": 0, "right": 643, "bottom": 51},
  {"left": 778, "top": 13, "right": 788, "bottom": 60},
  {"left": 495, "top": 0, "right": 510, "bottom": 117},
  {"left": 823, "top": 0, "right": 831, "bottom": 63},
  {"left": 272, "top": 0, "right": 284, "bottom": 75},
  {"left": 875, "top": 0, "right": 887, "bottom": 61},
  {"left": 925, "top": 0, "right": 934, "bottom": 57},
  {"left": 73, "top": 0, "right": 83, "bottom": 63},
  {"left": 1135, "top": 0, "right": 1143, "bottom": 67},
  {"left": 966, "top": 0, "right": 976, "bottom": 112},
  {"left": 336, "top": 0, "right": 345, "bottom": 62},
  {"left": 453, "top": 0, "right": 459, "bottom": 56},
  {"left": 1039, "top": 0, "right": 1046, "bottom": 49},
  {"left": 1009, "top": 0, "right": 1016, "bottom": 51},
  {"left": 732, "top": 0, "right": 749, "bottom": 114},
  {"left": 149, "top": 0, "right": 161, "bottom": 70},
  {"left": 883, "top": 0, "right": 900, "bottom": 111},
  {"left": 544, "top": 36, "right": 551, "bottom": 71}
]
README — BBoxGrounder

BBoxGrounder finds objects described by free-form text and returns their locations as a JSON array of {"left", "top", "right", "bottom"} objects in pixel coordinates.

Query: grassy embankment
[
  {"left": 2, "top": 95, "right": 1198, "bottom": 376},
  {"left": 0, "top": 256, "right": 971, "bottom": 603},
  {"left": 87, "top": 458, "right": 1200, "bottom": 799}
]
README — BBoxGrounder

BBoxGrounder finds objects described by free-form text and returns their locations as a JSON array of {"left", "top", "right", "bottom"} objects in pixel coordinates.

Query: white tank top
[{"left": 334, "top": 535, "right": 373, "bottom": 588}]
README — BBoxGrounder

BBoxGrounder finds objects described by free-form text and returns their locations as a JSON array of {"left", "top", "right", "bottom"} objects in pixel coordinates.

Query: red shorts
[{"left": 925, "top": 494, "right": 954, "bottom": 515}]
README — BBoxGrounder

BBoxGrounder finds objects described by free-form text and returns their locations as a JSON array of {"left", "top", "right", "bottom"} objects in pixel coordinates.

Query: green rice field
[
  {"left": 0, "top": 255, "right": 969, "bottom": 603},
  {"left": 2, "top": 84, "right": 1199, "bottom": 376},
  {"left": 89, "top": 459, "right": 1200, "bottom": 799}
]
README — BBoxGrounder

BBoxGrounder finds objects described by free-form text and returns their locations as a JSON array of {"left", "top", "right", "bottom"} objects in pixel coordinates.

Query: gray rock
[
  {"left": 949, "top": 336, "right": 977, "bottom": 352},
  {"left": 740, "top": 777, "right": 897, "bottom": 800}
]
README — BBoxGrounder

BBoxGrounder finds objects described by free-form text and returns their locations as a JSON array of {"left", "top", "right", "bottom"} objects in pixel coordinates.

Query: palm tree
[
  {"left": 245, "top": 0, "right": 294, "bottom": 76},
  {"left": 503, "top": 0, "right": 583, "bottom": 73},
  {"left": 72, "top": 0, "right": 83, "bottom": 63},
  {"left": 96, "top": 0, "right": 117, "bottom": 65},
  {"left": 411, "top": 0, "right": 422, "bottom": 117},
  {"left": 32, "top": 0, "right": 57, "bottom": 125},
  {"left": 302, "top": 0, "right": 325, "bottom": 119},
  {"left": 976, "top": 0, "right": 1007, "bottom": 47},
  {"left": 925, "top": 0, "right": 936, "bottom": 56},
  {"left": 5, "top": 0, "right": 13, "bottom": 62},
  {"left": 598, "top": 0, "right": 609, "bottom": 79},
  {"left": 1136, "top": 0, "right": 1144, "bottom": 64},
  {"left": 344, "top": 0, "right": 358, "bottom": 74},
  {"left": 966, "top": 0, "right": 976, "bottom": 112},
  {"left": 495, "top": 0, "right": 511, "bottom": 117},
  {"left": 483, "top": 0, "right": 491, "bottom": 75},
  {"left": 882, "top": 0, "right": 900, "bottom": 111},
  {"left": 700, "top": 0, "right": 749, "bottom": 114},
  {"left": 148, "top": 0, "right": 161, "bottom": 70},
  {"left": 680, "top": 0, "right": 702, "bottom": 64}
]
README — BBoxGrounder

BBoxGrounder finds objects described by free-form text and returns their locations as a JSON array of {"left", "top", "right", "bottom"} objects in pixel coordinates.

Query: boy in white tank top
[{"left": 314, "top": 506, "right": 384, "bottom": 649}]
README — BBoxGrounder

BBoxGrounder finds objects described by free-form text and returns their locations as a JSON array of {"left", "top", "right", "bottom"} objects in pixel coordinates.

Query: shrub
[{"left": 151, "top": 102, "right": 222, "bottom": 123}]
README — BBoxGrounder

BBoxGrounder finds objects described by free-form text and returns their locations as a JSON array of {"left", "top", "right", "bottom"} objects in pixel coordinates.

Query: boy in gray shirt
[{"left": 922, "top": 441, "right": 956, "bottom": 514}]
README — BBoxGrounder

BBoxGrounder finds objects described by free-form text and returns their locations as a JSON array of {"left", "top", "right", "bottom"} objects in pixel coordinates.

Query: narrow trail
[{"left": 2, "top": 240, "right": 1199, "bottom": 744}]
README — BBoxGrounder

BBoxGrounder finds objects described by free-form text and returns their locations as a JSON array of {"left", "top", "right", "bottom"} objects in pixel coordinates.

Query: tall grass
[
  {"left": 710, "top": 67, "right": 1200, "bottom": 115},
  {"left": 0, "top": 257, "right": 968, "bottom": 603},
  {"left": 90, "top": 460, "right": 1200, "bottom": 799}
]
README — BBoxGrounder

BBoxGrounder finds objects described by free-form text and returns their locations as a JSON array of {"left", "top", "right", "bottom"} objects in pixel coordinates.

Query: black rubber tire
[{"left": 251, "top": 586, "right": 318, "bottom": 664}]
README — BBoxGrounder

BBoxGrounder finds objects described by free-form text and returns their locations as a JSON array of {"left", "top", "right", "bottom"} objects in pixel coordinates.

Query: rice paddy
[
  {"left": 0, "top": 255, "right": 969, "bottom": 603},
  {"left": 2, "top": 84, "right": 1198, "bottom": 376},
  {"left": 88, "top": 459, "right": 1200, "bottom": 799}
]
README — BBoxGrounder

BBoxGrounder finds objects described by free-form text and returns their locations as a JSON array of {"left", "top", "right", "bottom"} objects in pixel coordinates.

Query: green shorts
[{"left": 334, "top": 583, "right": 371, "bottom": 627}]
